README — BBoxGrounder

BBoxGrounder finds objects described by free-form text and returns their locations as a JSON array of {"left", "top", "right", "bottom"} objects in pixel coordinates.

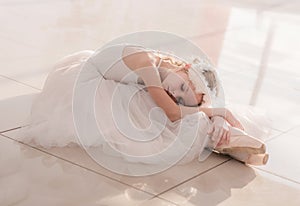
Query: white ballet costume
[
  {"left": 20, "top": 45, "right": 211, "bottom": 164},
  {"left": 18, "top": 43, "right": 272, "bottom": 165}
]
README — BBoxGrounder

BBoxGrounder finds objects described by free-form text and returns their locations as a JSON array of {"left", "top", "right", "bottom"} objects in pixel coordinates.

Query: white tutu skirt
[{"left": 17, "top": 51, "right": 272, "bottom": 165}]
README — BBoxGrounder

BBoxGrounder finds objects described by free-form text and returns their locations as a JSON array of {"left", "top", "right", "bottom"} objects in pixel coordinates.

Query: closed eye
[{"left": 181, "top": 83, "right": 185, "bottom": 92}]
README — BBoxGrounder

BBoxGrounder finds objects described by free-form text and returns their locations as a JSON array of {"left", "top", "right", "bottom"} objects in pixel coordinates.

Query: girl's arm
[
  {"left": 122, "top": 47, "right": 217, "bottom": 122},
  {"left": 122, "top": 48, "right": 180, "bottom": 121},
  {"left": 179, "top": 105, "right": 244, "bottom": 130},
  {"left": 122, "top": 46, "right": 244, "bottom": 129}
]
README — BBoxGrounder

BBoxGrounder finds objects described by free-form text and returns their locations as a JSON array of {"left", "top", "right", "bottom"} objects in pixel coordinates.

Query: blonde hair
[
  {"left": 151, "top": 49, "right": 222, "bottom": 107},
  {"left": 153, "top": 51, "right": 186, "bottom": 66},
  {"left": 154, "top": 52, "right": 218, "bottom": 93}
]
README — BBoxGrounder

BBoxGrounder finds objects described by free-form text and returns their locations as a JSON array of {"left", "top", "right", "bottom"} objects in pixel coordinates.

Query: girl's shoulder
[{"left": 122, "top": 45, "right": 154, "bottom": 71}]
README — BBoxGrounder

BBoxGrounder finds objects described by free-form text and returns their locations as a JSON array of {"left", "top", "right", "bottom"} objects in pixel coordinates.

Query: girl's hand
[
  {"left": 212, "top": 108, "right": 244, "bottom": 131},
  {"left": 208, "top": 116, "right": 231, "bottom": 146}
]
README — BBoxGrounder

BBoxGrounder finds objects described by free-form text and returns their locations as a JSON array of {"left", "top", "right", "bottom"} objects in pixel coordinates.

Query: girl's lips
[{"left": 184, "top": 63, "right": 191, "bottom": 69}]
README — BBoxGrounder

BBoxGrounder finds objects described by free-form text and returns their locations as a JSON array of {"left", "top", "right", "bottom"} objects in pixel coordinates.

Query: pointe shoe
[
  {"left": 213, "top": 127, "right": 268, "bottom": 165},
  {"left": 223, "top": 149, "right": 269, "bottom": 166}
]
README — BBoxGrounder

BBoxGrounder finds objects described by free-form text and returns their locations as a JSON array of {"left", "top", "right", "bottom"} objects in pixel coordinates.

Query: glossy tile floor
[{"left": 1, "top": 0, "right": 300, "bottom": 205}]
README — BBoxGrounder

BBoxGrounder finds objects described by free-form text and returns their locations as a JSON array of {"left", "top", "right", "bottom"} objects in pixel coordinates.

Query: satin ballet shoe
[
  {"left": 214, "top": 126, "right": 267, "bottom": 154},
  {"left": 214, "top": 147, "right": 269, "bottom": 165},
  {"left": 212, "top": 127, "right": 268, "bottom": 165},
  {"left": 215, "top": 135, "right": 266, "bottom": 155},
  {"left": 219, "top": 149, "right": 269, "bottom": 166}
]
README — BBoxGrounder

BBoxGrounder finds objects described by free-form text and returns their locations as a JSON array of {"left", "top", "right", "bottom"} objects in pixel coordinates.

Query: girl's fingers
[
  {"left": 217, "top": 137, "right": 224, "bottom": 147},
  {"left": 234, "top": 122, "right": 244, "bottom": 131},
  {"left": 217, "top": 130, "right": 230, "bottom": 147},
  {"left": 226, "top": 131, "right": 230, "bottom": 145},
  {"left": 234, "top": 118, "right": 244, "bottom": 131},
  {"left": 216, "top": 130, "right": 226, "bottom": 147},
  {"left": 207, "top": 124, "right": 214, "bottom": 135},
  {"left": 238, "top": 122, "right": 245, "bottom": 131},
  {"left": 224, "top": 132, "right": 228, "bottom": 145},
  {"left": 226, "top": 117, "right": 236, "bottom": 128},
  {"left": 219, "top": 130, "right": 225, "bottom": 144},
  {"left": 227, "top": 129, "right": 231, "bottom": 145},
  {"left": 230, "top": 118, "right": 244, "bottom": 131},
  {"left": 212, "top": 128, "right": 219, "bottom": 142}
]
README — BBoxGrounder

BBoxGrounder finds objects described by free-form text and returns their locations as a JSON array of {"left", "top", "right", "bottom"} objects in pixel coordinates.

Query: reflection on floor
[{"left": 0, "top": 0, "right": 300, "bottom": 205}]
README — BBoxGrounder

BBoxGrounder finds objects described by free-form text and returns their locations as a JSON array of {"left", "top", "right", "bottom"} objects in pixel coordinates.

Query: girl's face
[
  {"left": 152, "top": 53, "right": 204, "bottom": 106},
  {"left": 162, "top": 69, "right": 204, "bottom": 107}
]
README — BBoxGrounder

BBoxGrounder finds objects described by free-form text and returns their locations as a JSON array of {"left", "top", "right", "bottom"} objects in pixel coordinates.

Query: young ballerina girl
[
  {"left": 119, "top": 45, "right": 268, "bottom": 165},
  {"left": 19, "top": 43, "right": 269, "bottom": 166}
]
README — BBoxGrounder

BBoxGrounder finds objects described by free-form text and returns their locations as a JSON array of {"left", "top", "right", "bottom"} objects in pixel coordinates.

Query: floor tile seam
[
  {"left": 0, "top": 126, "right": 22, "bottom": 134},
  {"left": 0, "top": 74, "right": 42, "bottom": 90},
  {"left": 148, "top": 195, "right": 180, "bottom": 206},
  {"left": 2, "top": 122, "right": 298, "bottom": 194},
  {"left": 1, "top": 128, "right": 233, "bottom": 198},
  {"left": 152, "top": 158, "right": 232, "bottom": 198},
  {"left": 155, "top": 159, "right": 300, "bottom": 203},
  {"left": 254, "top": 166, "right": 300, "bottom": 185},
  {"left": 265, "top": 124, "right": 300, "bottom": 143},
  {"left": 0, "top": 133, "right": 158, "bottom": 198}
]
